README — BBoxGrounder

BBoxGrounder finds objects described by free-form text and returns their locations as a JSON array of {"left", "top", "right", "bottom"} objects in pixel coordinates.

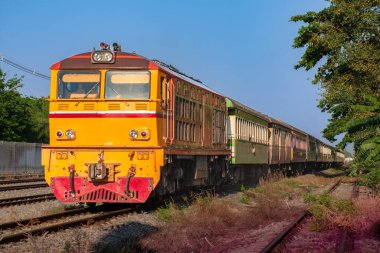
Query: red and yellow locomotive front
[{"left": 42, "top": 44, "right": 166, "bottom": 203}]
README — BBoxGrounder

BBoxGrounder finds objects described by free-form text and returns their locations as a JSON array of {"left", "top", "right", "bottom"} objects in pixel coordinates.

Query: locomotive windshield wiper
[
  {"left": 75, "top": 82, "right": 99, "bottom": 106},
  {"left": 108, "top": 86, "right": 121, "bottom": 97}
]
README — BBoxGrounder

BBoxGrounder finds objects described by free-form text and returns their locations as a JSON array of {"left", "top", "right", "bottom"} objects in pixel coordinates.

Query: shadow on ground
[{"left": 92, "top": 221, "right": 157, "bottom": 253}]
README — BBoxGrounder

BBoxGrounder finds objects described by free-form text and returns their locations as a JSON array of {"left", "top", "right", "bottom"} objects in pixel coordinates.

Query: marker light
[
  {"left": 100, "top": 42, "right": 110, "bottom": 50},
  {"left": 141, "top": 131, "right": 147, "bottom": 138},
  {"left": 56, "top": 130, "right": 63, "bottom": 138}
]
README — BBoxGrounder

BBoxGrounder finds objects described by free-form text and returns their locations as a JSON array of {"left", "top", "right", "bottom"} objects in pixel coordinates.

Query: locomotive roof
[
  {"left": 51, "top": 51, "right": 153, "bottom": 70},
  {"left": 51, "top": 51, "right": 223, "bottom": 96},
  {"left": 152, "top": 60, "right": 223, "bottom": 96}
]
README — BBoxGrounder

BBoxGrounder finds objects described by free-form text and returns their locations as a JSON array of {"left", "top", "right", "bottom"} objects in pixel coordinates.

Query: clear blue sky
[{"left": 1, "top": 0, "right": 336, "bottom": 144}]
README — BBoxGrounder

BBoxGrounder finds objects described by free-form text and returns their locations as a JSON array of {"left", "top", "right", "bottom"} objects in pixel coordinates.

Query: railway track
[
  {"left": 0, "top": 193, "right": 55, "bottom": 208},
  {"left": 0, "top": 205, "right": 136, "bottom": 244},
  {"left": 0, "top": 182, "right": 48, "bottom": 192},
  {"left": 0, "top": 174, "right": 44, "bottom": 181},
  {"left": 260, "top": 178, "right": 345, "bottom": 253},
  {"left": 0, "top": 184, "right": 238, "bottom": 246},
  {"left": 0, "top": 178, "right": 45, "bottom": 185},
  {"left": 335, "top": 180, "right": 358, "bottom": 253}
]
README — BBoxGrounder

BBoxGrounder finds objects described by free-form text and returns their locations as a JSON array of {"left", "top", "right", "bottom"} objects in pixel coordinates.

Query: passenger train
[{"left": 42, "top": 42, "right": 344, "bottom": 204}]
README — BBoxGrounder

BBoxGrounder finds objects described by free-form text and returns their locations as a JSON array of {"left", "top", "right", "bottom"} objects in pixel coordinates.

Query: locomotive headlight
[
  {"left": 129, "top": 129, "right": 138, "bottom": 139},
  {"left": 91, "top": 50, "right": 115, "bottom": 63},
  {"left": 65, "top": 129, "right": 75, "bottom": 139}
]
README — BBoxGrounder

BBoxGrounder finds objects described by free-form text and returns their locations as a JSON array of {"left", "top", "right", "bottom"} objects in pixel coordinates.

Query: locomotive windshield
[
  {"left": 57, "top": 71, "right": 100, "bottom": 99},
  {"left": 105, "top": 71, "right": 150, "bottom": 99}
]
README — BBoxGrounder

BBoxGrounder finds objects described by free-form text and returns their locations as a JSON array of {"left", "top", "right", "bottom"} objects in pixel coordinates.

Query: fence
[{"left": 0, "top": 141, "right": 43, "bottom": 175}]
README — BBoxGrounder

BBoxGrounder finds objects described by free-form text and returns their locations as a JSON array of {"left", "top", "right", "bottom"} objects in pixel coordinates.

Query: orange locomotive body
[{"left": 42, "top": 43, "right": 230, "bottom": 204}]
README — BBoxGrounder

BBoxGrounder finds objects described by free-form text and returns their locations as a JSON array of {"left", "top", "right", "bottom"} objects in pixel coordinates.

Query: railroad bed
[
  {"left": 0, "top": 205, "right": 137, "bottom": 244},
  {"left": 259, "top": 179, "right": 350, "bottom": 252},
  {"left": 0, "top": 173, "right": 378, "bottom": 252},
  {"left": 0, "top": 182, "right": 237, "bottom": 251},
  {"left": 260, "top": 179, "right": 379, "bottom": 253}
]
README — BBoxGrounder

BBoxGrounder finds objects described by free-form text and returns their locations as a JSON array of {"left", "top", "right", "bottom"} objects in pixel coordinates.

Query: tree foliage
[
  {"left": 291, "top": 0, "right": 380, "bottom": 172},
  {"left": 0, "top": 69, "right": 49, "bottom": 143},
  {"left": 348, "top": 95, "right": 380, "bottom": 174}
]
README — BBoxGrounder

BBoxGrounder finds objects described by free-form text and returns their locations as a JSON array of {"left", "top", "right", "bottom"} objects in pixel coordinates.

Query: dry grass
[
  {"left": 141, "top": 173, "right": 335, "bottom": 252},
  {"left": 321, "top": 168, "right": 345, "bottom": 175},
  {"left": 304, "top": 192, "right": 380, "bottom": 237},
  {"left": 351, "top": 197, "right": 380, "bottom": 235},
  {"left": 62, "top": 229, "right": 92, "bottom": 253},
  {"left": 248, "top": 173, "right": 333, "bottom": 202},
  {"left": 291, "top": 174, "right": 333, "bottom": 186},
  {"left": 70, "top": 173, "right": 339, "bottom": 252},
  {"left": 141, "top": 191, "right": 301, "bottom": 252}
]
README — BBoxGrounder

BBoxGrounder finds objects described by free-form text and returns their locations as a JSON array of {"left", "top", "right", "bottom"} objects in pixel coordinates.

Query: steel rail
[
  {"left": 0, "top": 194, "right": 55, "bottom": 208},
  {"left": 327, "top": 178, "right": 343, "bottom": 193},
  {"left": 260, "top": 178, "right": 343, "bottom": 253},
  {"left": 0, "top": 179, "right": 45, "bottom": 185},
  {"left": 0, "top": 183, "right": 48, "bottom": 192},
  {"left": 0, "top": 207, "right": 133, "bottom": 244},
  {"left": 337, "top": 180, "right": 357, "bottom": 253},
  {"left": 0, "top": 207, "right": 88, "bottom": 230},
  {"left": 259, "top": 210, "right": 311, "bottom": 253},
  {"left": 0, "top": 174, "right": 44, "bottom": 181}
]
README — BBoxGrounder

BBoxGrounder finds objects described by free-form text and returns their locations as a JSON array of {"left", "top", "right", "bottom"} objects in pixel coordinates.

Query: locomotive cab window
[
  {"left": 57, "top": 71, "right": 100, "bottom": 99},
  {"left": 105, "top": 71, "right": 150, "bottom": 99}
]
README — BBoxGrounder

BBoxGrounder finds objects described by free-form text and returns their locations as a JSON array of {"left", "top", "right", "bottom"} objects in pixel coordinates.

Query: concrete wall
[{"left": 0, "top": 141, "right": 43, "bottom": 174}]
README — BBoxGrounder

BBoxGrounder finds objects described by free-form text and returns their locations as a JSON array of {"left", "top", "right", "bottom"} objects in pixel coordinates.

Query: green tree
[
  {"left": 291, "top": 0, "right": 380, "bottom": 172},
  {"left": 0, "top": 69, "right": 49, "bottom": 143},
  {"left": 348, "top": 95, "right": 380, "bottom": 173},
  {"left": 25, "top": 96, "right": 49, "bottom": 143},
  {"left": 0, "top": 69, "right": 30, "bottom": 141}
]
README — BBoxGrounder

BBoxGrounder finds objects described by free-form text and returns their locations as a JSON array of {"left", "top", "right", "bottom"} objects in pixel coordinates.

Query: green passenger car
[{"left": 226, "top": 98, "right": 270, "bottom": 165}]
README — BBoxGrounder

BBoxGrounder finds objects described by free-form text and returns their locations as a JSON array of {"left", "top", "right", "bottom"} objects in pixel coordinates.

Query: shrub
[
  {"left": 359, "top": 168, "right": 380, "bottom": 188},
  {"left": 285, "top": 180, "right": 301, "bottom": 188},
  {"left": 240, "top": 194, "right": 250, "bottom": 204},
  {"left": 155, "top": 202, "right": 175, "bottom": 222}
]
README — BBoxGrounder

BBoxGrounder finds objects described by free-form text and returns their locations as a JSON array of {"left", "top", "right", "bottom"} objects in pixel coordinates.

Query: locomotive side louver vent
[
  {"left": 108, "top": 103, "right": 120, "bottom": 110},
  {"left": 135, "top": 103, "right": 148, "bottom": 110},
  {"left": 83, "top": 103, "right": 95, "bottom": 110},
  {"left": 57, "top": 103, "right": 69, "bottom": 110}
]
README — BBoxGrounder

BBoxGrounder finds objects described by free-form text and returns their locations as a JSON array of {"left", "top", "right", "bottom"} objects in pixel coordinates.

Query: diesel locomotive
[{"left": 42, "top": 42, "right": 344, "bottom": 204}]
